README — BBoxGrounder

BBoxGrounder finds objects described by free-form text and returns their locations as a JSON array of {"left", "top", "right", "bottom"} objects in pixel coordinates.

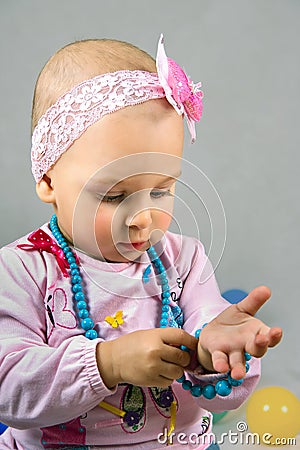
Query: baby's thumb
[{"left": 237, "top": 286, "right": 271, "bottom": 317}]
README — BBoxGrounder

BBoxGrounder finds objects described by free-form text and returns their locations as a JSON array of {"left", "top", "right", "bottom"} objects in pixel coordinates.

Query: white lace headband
[{"left": 31, "top": 34, "right": 203, "bottom": 182}]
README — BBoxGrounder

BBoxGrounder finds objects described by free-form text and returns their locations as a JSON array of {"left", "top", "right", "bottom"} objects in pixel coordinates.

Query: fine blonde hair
[{"left": 31, "top": 39, "right": 157, "bottom": 133}]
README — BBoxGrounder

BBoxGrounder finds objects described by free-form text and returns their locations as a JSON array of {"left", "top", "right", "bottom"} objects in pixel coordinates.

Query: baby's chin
[{"left": 77, "top": 244, "right": 151, "bottom": 264}]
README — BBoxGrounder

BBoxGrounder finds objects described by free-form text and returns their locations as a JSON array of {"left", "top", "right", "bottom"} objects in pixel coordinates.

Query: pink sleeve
[
  {"left": 176, "top": 237, "right": 261, "bottom": 412},
  {"left": 0, "top": 247, "right": 116, "bottom": 429}
]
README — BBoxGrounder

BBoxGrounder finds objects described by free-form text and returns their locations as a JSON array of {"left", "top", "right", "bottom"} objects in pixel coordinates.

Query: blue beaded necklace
[{"left": 49, "top": 214, "right": 250, "bottom": 399}]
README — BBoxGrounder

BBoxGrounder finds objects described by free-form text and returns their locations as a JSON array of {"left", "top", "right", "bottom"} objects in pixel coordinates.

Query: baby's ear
[{"left": 36, "top": 174, "right": 55, "bottom": 203}]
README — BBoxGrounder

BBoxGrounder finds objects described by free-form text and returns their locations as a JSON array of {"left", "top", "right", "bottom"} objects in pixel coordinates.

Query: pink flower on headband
[{"left": 156, "top": 34, "right": 203, "bottom": 143}]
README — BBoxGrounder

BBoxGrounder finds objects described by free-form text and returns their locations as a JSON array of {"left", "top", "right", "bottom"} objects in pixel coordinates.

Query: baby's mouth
[
  {"left": 119, "top": 240, "right": 150, "bottom": 252},
  {"left": 131, "top": 241, "right": 149, "bottom": 250}
]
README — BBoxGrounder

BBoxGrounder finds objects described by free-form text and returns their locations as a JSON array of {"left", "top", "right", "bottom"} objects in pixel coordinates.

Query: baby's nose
[{"left": 126, "top": 207, "right": 153, "bottom": 229}]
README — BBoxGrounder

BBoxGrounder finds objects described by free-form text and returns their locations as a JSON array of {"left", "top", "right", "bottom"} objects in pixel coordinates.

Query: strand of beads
[
  {"left": 147, "top": 246, "right": 172, "bottom": 328},
  {"left": 177, "top": 326, "right": 252, "bottom": 398},
  {"left": 49, "top": 215, "right": 252, "bottom": 398},
  {"left": 49, "top": 214, "right": 98, "bottom": 340}
]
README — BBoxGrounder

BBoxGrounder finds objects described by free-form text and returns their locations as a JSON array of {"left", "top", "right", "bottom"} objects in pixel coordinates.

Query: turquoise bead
[
  {"left": 74, "top": 292, "right": 85, "bottom": 302},
  {"left": 67, "top": 256, "right": 76, "bottom": 264},
  {"left": 191, "top": 385, "right": 202, "bottom": 397},
  {"left": 81, "top": 318, "right": 94, "bottom": 330},
  {"left": 215, "top": 380, "right": 232, "bottom": 397},
  {"left": 85, "top": 329, "right": 98, "bottom": 340},
  {"left": 176, "top": 375, "right": 186, "bottom": 383},
  {"left": 72, "top": 284, "right": 82, "bottom": 293},
  {"left": 195, "top": 329, "right": 201, "bottom": 338},
  {"left": 69, "top": 263, "right": 78, "bottom": 270},
  {"left": 245, "top": 362, "right": 250, "bottom": 373},
  {"left": 182, "top": 380, "right": 192, "bottom": 390},
  {"left": 180, "top": 345, "right": 189, "bottom": 352},
  {"left": 71, "top": 268, "right": 80, "bottom": 276},
  {"left": 162, "top": 298, "right": 170, "bottom": 305},
  {"left": 161, "top": 312, "right": 169, "bottom": 320},
  {"left": 228, "top": 375, "right": 244, "bottom": 386},
  {"left": 78, "top": 309, "right": 89, "bottom": 319},
  {"left": 147, "top": 247, "right": 157, "bottom": 255},
  {"left": 76, "top": 300, "right": 87, "bottom": 310},
  {"left": 160, "top": 318, "right": 168, "bottom": 327},
  {"left": 162, "top": 291, "right": 170, "bottom": 298},
  {"left": 245, "top": 352, "right": 252, "bottom": 361},
  {"left": 162, "top": 305, "right": 170, "bottom": 312},
  {"left": 202, "top": 385, "right": 216, "bottom": 399},
  {"left": 71, "top": 275, "right": 82, "bottom": 284}
]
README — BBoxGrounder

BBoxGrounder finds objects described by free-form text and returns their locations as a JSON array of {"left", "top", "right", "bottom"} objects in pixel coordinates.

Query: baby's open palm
[{"left": 198, "top": 286, "right": 282, "bottom": 379}]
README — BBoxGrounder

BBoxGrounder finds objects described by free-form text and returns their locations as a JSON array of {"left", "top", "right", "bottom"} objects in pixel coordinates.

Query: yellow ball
[{"left": 246, "top": 386, "right": 300, "bottom": 446}]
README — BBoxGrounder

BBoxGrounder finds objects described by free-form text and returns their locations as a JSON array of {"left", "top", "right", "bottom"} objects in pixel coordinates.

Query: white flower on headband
[
  {"left": 36, "top": 117, "right": 50, "bottom": 138},
  {"left": 77, "top": 84, "right": 104, "bottom": 111},
  {"left": 156, "top": 34, "right": 203, "bottom": 143}
]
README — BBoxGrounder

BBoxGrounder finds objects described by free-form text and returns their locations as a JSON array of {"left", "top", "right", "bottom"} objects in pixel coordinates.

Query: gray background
[{"left": 0, "top": 1, "right": 299, "bottom": 446}]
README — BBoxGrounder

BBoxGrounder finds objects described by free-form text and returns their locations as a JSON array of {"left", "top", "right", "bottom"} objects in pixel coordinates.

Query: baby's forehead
[{"left": 87, "top": 153, "right": 182, "bottom": 186}]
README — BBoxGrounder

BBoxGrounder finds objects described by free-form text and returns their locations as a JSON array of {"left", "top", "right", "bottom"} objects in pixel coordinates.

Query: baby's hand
[
  {"left": 97, "top": 328, "right": 197, "bottom": 389},
  {"left": 197, "top": 286, "right": 282, "bottom": 379}
]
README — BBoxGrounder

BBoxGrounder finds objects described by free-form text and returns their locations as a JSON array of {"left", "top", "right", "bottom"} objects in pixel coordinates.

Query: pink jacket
[{"left": 0, "top": 224, "right": 260, "bottom": 449}]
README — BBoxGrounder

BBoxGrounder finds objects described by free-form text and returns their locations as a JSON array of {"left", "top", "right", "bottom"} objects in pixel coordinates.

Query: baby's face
[{"left": 47, "top": 99, "right": 184, "bottom": 262}]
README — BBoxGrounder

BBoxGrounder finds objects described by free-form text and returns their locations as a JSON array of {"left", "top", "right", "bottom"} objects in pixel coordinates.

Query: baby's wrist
[{"left": 96, "top": 341, "right": 120, "bottom": 389}]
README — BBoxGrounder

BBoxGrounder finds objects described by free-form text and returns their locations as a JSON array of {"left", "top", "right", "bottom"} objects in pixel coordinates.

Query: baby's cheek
[
  {"left": 158, "top": 210, "right": 173, "bottom": 232},
  {"left": 94, "top": 210, "right": 112, "bottom": 240}
]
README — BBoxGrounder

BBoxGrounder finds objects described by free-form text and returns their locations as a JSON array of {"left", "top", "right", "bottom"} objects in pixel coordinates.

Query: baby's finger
[
  {"left": 237, "top": 286, "right": 271, "bottom": 317},
  {"left": 211, "top": 350, "right": 229, "bottom": 374},
  {"left": 246, "top": 332, "right": 269, "bottom": 358},
  {"left": 159, "top": 361, "right": 185, "bottom": 383},
  {"left": 161, "top": 328, "right": 198, "bottom": 351},
  {"left": 252, "top": 328, "right": 282, "bottom": 355},
  {"left": 268, "top": 327, "right": 283, "bottom": 347},
  {"left": 162, "top": 344, "right": 191, "bottom": 368},
  {"left": 229, "top": 351, "right": 246, "bottom": 380}
]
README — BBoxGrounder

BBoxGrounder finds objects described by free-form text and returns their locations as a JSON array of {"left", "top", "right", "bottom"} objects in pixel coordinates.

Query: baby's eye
[
  {"left": 97, "top": 194, "right": 124, "bottom": 203},
  {"left": 150, "top": 189, "right": 173, "bottom": 199}
]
